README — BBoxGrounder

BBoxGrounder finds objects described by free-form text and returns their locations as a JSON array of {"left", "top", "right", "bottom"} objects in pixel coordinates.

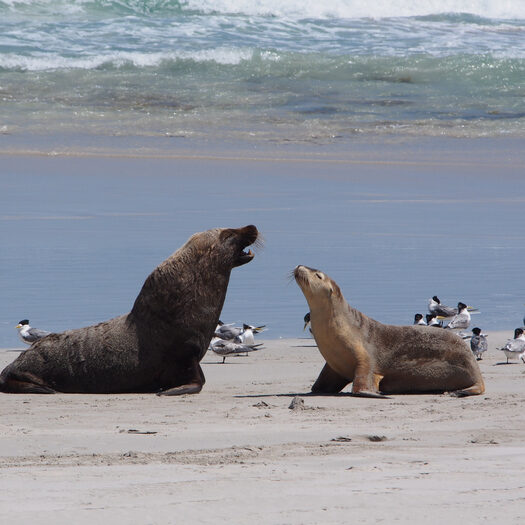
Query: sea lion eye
[{"left": 315, "top": 273, "right": 323, "bottom": 280}]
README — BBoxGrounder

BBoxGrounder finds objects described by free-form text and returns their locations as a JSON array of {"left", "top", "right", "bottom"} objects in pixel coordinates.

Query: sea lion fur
[
  {"left": 294, "top": 265, "right": 485, "bottom": 397},
  {"left": 0, "top": 225, "right": 259, "bottom": 395}
]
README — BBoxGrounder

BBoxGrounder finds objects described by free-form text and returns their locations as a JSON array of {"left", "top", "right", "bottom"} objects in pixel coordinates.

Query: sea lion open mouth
[
  {"left": 233, "top": 224, "right": 259, "bottom": 267},
  {"left": 236, "top": 248, "right": 254, "bottom": 266}
]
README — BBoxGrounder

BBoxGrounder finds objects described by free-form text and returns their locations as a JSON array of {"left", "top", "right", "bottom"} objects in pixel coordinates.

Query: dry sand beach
[{"left": 1, "top": 331, "right": 524, "bottom": 524}]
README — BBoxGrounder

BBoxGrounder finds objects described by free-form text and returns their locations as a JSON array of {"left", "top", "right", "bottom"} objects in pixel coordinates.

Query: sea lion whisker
[
  {"left": 250, "top": 234, "right": 265, "bottom": 252},
  {"left": 285, "top": 269, "right": 297, "bottom": 284}
]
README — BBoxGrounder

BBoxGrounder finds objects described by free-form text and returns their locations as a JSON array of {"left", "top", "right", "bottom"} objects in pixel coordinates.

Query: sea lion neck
[
  {"left": 129, "top": 230, "right": 239, "bottom": 324},
  {"left": 130, "top": 257, "right": 230, "bottom": 323},
  {"left": 310, "top": 291, "right": 360, "bottom": 324},
  {"left": 304, "top": 285, "right": 343, "bottom": 314}
]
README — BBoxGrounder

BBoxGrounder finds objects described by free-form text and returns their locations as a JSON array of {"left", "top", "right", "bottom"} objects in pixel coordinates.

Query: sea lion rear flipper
[
  {"left": 0, "top": 370, "right": 56, "bottom": 394},
  {"left": 311, "top": 362, "right": 350, "bottom": 394},
  {"left": 449, "top": 379, "right": 485, "bottom": 397}
]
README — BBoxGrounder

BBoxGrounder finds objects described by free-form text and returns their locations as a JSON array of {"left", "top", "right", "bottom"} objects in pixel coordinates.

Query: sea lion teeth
[{"left": 294, "top": 265, "right": 485, "bottom": 397}]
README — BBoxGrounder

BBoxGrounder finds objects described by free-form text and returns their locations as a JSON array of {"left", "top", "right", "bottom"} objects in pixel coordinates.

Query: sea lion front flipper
[
  {"left": 311, "top": 362, "right": 350, "bottom": 394},
  {"left": 350, "top": 347, "right": 379, "bottom": 396},
  {"left": 354, "top": 373, "right": 390, "bottom": 398},
  {"left": 350, "top": 361, "right": 390, "bottom": 397},
  {"left": 156, "top": 359, "right": 205, "bottom": 396},
  {"left": 157, "top": 383, "right": 203, "bottom": 396},
  {"left": 373, "top": 372, "right": 384, "bottom": 391},
  {"left": 349, "top": 391, "right": 390, "bottom": 399}
]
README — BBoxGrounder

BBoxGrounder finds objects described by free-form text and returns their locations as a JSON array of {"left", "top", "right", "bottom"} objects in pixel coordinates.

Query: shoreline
[
  {"left": 1, "top": 135, "right": 524, "bottom": 167},
  {"left": 2, "top": 329, "right": 523, "bottom": 353},
  {"left": 1, "top": 332, "right": 524, "bottom": 523},
  {"left": 0, "top": 328, "right": 520, "bottom": 352}
]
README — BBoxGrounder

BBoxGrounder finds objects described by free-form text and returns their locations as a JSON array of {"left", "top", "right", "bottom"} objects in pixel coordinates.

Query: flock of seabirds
[
  {"left": 15, "top": 294, "right": 525, "bottom": 364},
  {"left": 15, "top": 318, "right": 267, "bottom": 364},
  {"left": 411, "top": 296, "right": 525, "bottom": 363}
]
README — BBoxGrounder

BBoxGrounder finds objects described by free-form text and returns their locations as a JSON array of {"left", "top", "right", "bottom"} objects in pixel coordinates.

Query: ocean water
[
  {"left": 1, "top": 0, "right": 525, "bottom": 147},
  {"left": 1, "top": 2, "right": 525, "bottom": 349},
  {"left": 1, "top": 153, "right": 524, "bottom": 348}
]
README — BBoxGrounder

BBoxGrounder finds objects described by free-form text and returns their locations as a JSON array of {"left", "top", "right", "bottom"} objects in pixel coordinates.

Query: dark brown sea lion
[
  {"left": 0, "top": 225, "right": 259, "bottom": 395},
  {"left": 294, "top": 265, "right": 485, "bottom": 397}
]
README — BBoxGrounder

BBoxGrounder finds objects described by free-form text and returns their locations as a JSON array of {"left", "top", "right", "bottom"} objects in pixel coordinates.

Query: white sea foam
[
  {"left": 0, "top": 0, "right": 85, "bottom": 15},
  {"left": 184, "top": 0, "right": 525, "bottom": 20},
  {"left": 1, "top": 0, "right": 525, "bottom": 20},
  {"left": 0, "top": 47, "right": 254, "bottom": 70}
]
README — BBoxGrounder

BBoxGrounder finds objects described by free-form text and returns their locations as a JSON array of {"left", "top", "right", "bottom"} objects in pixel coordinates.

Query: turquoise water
[
  {"left": 1, "top": 0, "right": 525, "bottom": 146},
  {"left": 1, "top": 151, "right": 524, "bottom": 347}
]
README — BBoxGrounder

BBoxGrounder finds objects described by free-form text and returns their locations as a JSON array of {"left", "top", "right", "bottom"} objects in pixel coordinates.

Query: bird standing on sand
[
  {"left": 209, "top": 338, "right": 264, "bottom": 364},
  {"left": 470, "top": 327, "right": 488, "bottom": 360},
  {"left": 500, "top": 328, "right": 525, "bottom": 364},
  {"left": 428, "top": 296, "right": 457, "bottom": 318},
  {"left": 15, "top": 319, "right": 51, "bottom": 345},
  {"left": 446, "top": 302, "right": 471, "bottom": 330},
  {"left": 414, "top": 313, "right": 426, "bottom": 325}
]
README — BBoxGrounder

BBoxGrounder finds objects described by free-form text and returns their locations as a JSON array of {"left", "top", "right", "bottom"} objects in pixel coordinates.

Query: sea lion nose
[{"left": 293, "top": 265, "right": 306, "bottom": 278}]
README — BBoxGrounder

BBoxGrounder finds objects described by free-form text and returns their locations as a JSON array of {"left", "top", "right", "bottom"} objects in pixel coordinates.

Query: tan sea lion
[
  {"left": 294, "top": 265, "right": 485, "bottom": 397},
  {"left": 0, "top": 225, "right": 259, "bottom": 395}
]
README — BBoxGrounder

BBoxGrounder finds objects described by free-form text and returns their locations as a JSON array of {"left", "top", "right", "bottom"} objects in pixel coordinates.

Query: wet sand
[{"left": 1, "top": 331, "right": 524, "bottom": 524}]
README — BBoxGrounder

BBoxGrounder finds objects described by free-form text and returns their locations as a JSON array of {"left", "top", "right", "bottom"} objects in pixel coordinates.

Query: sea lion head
[
  {"left": 178, "top": 224, "right": 259, "bottom": 271},
  {"left": 293, "top": 265, "right": 341, "bottom": 306},
  {"left": 218, "top": 224, "right": 259, "bottom": 268}
]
